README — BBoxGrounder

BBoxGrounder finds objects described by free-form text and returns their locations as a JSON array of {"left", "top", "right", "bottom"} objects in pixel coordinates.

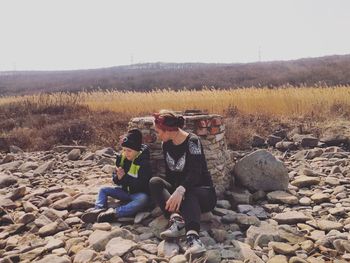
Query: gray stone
[
  {"left": 0, "top": 160, "right": 23, "bottom": 172},
  {"left": 276, "top": 141, "right": 298, "bottom": 151},
  {"left": 169, "top": 255, "right": 187, "bottom": 263},
  {"left": 267, "top": 135, "right": 282, "bottom": 147},
  {"left": 149, "top": 215, "right": 169, "bottom": 239},
  {"left": 206, "top": 249, "right": 221, "bottom": 263},
  {"left": 246, "top": 223, "right": 281, "bottom": 248},
  {"left": 216, "top": 200, "right": 231, "bottom": 209},
  {"left": 0, "top": 197, "right": 17, "bottom": 210},
  {"left": 209, "top": 228, "right": 227, "bottom": 243},
  {"left": 88, "top": 227, "right": 133, "bottom": 252},
  {"left": 269, "top": 241, "right": 298, "bottom": 255},
  {"left": 157, "top": 240, "right": 179, "bottom": 258},
  {"left": 267, "top": 191, "right": 298, "bottom": 205},
  {"left": 9, "top": 145, "right": 23, "bottom": 153},
  {"left": 317, "top": 220, "right": 343, "bottom": 231},
  {"left": 252, "top": 135, "right": 265, "bottom": 147},
  {"left": 320, "top": 134, "right": 349, "bottom": 146},
  {"left": 267, "top": 255, "right": 288, "bottom": 263},
  {"left": 38, "top": 218, "right": 69, "bottom": 237},
  {"left": 35, "top": 255, "right": 70, "bottom": 263},
  {"left": 301, "top": 136, "right": 319, "bottom": 148},
  {"left": 17, "top": 213, "right": 35, "bottom": 224},
  {"left": 71, "top": 195, "right": 95, "bottom": 210},
  {"left": 311, "top": 193, "right": 330, "bottom": 204},
  {"left": 233, "top": 150, "right": 289, "bottom": 191},
  {"left": 0, "top": 173, "right": 17, "bottom": 187},
  {"left": 33, "top": 160, "right": 54, "bottom": 175},
  {"left": 19, "top": 161, "right": 39, "bottom": 172},
  {"left": 67, "top": 149, "right": 81, "bottom": 161}
]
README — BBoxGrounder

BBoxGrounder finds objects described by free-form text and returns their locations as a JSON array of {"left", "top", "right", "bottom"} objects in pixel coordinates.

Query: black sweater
[
  {"left": 162, "top": 133, "right": 214, "bottom": 191},
  {"left": 112, "top": 144, "right": 152, "bottom": 194}
]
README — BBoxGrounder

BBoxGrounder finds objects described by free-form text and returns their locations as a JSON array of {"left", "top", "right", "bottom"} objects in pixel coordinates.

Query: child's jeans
[{"left": 95, "top": 186, "right": 149, "bottom": 217}]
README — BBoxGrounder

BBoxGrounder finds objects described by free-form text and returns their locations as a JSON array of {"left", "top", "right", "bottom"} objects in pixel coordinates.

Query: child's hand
[{"left": 116, "top": 166, "right": 125, "bottom": 180}]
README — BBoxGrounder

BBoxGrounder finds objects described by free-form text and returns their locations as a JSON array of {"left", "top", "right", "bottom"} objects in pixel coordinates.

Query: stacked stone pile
[{"left": 127, "top": 111, "right": 234, "bottom": 196}]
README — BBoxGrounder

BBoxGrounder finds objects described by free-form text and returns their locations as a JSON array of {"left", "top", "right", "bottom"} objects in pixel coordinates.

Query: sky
[{"left": 0, "top": 0, "right": 350, "bottom": 71}]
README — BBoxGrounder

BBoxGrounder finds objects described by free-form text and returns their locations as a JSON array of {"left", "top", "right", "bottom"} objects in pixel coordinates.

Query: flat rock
[
  {"left": 310, "top": 193, "right": 330, "bottom": 204},
  {"left": 317, "top": 220, "right": 343, "bottom": 231},
  {"left": 273, "top": 211, "right": 311, "bottom": 224},
  {"left": 104, "top": 237, "right": 138, "bottom": 259},
  {"left": 267, "top": 191, "right": 298, "bottom": 205},
  {"left": 269, "top": 241, "right": 298, "bottom": 255},
  {"left": 291, "top": 176, "right": 320, "bottom": 188}
]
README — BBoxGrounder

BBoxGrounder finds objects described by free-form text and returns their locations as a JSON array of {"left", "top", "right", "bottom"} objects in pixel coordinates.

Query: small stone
[
  {"left": 267, "top": 255, "right": 288, "bottom": 263},
  {"left": 92, "top": 222, "right": 111, "bottom": 231},
  {"left": 68, "top": 149, "right": 81, "bottom": 161},
  {"left": 169, "top": 255, "right": 187, "bottom": 263},
  {"left": 311, "top": 193, "right": 330, "bottom": 204},
  {"left": 317, "top": 220, "right": 343, "bottom": 231},
  {"left": 269, "top": 241, "right": 298, "bottom": 255},
  {"left": 289, "top": 256, "right": 308, "bottom": 263},
  {"left": 299, "top": 197, "right": 312, "bottom": 206}
]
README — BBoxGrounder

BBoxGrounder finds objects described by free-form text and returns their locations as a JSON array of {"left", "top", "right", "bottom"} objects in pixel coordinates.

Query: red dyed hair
[{"left": 153, "top": 111, "right": 184, "bottom": 131}]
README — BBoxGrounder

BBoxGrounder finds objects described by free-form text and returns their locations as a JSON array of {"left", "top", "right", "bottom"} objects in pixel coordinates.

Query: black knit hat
[{"left": 121, "top": 129, "right": 142, "bottom": 151}]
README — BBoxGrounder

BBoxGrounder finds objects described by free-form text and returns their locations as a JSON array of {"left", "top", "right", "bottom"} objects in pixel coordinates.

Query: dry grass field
[{"left": 0, "top": 86, "right": 349, "bottom": 150}]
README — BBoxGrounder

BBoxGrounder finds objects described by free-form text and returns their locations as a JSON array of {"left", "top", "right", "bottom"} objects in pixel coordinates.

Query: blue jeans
[{"left": 95, "top": 187, "right": 149, "bottom": 217}]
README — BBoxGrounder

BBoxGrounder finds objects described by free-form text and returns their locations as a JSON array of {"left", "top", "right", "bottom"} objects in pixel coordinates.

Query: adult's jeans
[
  {"left": 149, "top": 176, "right": 217, "bottom": 233},
  {"left": 95, "top": 186, "right": 149, "bottom": 217}
]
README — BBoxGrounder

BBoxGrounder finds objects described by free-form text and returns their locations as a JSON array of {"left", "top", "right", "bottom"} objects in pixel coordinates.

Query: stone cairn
[{"left": 127, "top": 110, "right": 234, "bottom": 195}]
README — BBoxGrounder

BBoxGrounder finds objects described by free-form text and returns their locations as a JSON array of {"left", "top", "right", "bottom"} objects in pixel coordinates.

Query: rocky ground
[{"left": 0, "top": 141, "right": 350, "bottom": 263}]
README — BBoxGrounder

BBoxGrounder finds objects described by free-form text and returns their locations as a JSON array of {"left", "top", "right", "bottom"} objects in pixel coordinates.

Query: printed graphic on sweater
[
  {"left": 189, "top": 140, "right": 202, "bottom": 155},
  {"left": 166, "top": 152, "right": 186, "bottom": 172}
]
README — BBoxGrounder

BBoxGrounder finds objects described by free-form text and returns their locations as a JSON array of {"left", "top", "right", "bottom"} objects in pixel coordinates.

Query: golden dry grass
[{"left": 1, "top": 86, "right": 350, "bottom": 118}]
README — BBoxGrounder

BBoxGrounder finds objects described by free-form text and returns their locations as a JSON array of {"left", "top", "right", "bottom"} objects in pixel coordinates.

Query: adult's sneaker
[
  {"left": 184, "top": 231, "right": 206, "bottom": 259},
  {"left": 160, "top": 214, "right": 185, "bottom": 239}
]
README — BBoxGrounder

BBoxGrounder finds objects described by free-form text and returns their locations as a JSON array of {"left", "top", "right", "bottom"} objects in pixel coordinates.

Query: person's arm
[
  {"left": 179, "top": 136, "right": 204, "bottom": 190},
  {"left": 112, "top": 154, "right": 124, "bottom": 185},
  {"left": 118, "top": 159, "right": 152, "bottom": 192}
]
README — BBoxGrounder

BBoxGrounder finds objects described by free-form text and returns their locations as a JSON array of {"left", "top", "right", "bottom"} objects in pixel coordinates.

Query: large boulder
[{"left": 233, "top": 150, "right": 289, "bottom": 191}]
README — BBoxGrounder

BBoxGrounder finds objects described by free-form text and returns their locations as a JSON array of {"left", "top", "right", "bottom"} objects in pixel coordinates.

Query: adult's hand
[
  {"left": 165, "top": 187, "right": 185, "bottom": 212},
  {"left": 165, "top": 192, "right": 182, "bottom": 212}
]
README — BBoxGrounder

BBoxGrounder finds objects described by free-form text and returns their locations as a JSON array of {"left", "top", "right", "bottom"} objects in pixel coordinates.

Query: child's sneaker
[
  {"left": 81, "top": 208, "right": 106, "bottom": 223},
  {"left": 160, "top": 214, "right": 185, "bottom": 239},
  {"left": 97, "top": 208, "right": 117, "bottom": 223}
]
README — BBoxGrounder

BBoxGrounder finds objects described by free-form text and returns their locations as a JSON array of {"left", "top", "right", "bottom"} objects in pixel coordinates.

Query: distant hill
[{"left": 1, "top": 54, "right": 350, "bottom": 96}]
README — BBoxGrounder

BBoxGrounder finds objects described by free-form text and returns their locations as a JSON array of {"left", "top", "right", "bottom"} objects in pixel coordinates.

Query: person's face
[
  {"left": 122, "top": 147, "right": 138, "bottom": 161},
  {"left": 155, "top": 126, "right": 170, "bottom": 142}
]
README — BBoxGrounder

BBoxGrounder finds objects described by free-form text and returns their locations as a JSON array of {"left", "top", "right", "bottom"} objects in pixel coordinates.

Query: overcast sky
[{"left": 0, "top": 0, "right": 349, "bottom": 71}]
